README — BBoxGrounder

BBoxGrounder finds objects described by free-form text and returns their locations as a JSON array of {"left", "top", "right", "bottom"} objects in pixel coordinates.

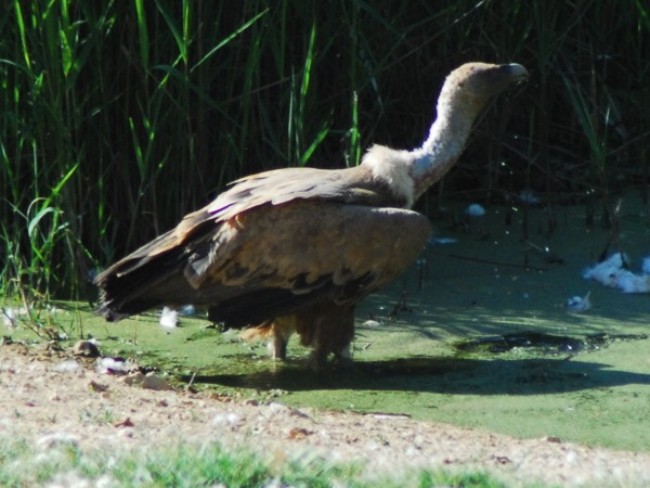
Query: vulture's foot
[
  {"left": 307, "top": 349, "right": 329, "bottom": 372},
  {"left": 333, "top": 344, "right": 353, "bottom": 368},
  {"left": 307, "top": 343, "right": 354, "bottom": 371}
]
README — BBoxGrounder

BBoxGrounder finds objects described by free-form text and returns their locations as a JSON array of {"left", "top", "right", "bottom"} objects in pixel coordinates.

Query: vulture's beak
[{"left": 503, "top": 63, "right": 529, "bottom": 84}]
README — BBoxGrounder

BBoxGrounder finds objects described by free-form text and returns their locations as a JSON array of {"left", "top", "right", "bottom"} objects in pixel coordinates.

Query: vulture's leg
[
  {"left": 333, "top": 341, "right": 353, "bottom": 365},
  {"left": 268, "top": 316, "right": 297, "bottom": 360},
  {"left": 270, "top": 333, "right": 288, "bottom": 360},
  {"left": 329, "top": 308, "right": 354, "bottom": 368},
  {"left": 240, "top": 318, "right": 296, "bottom": 360},
  {"left": 296, "top": 304, "right": 355, "bottom": 370}
]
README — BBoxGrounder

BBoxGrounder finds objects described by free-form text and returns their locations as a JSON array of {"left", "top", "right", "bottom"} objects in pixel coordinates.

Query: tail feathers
[
  {"left": 94, "top": 209, "right": 220, "bottom": 321},
  {"left": 94, "top": 248, "right": 191, "bottom": 321},
  {"left": 95, "top": 295, "right": 163, "bottom": 322}
]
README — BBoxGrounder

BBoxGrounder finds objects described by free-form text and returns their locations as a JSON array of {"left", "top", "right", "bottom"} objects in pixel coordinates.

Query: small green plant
[{"left": 2, "top": 164, "right": 78, "bottom": 300}]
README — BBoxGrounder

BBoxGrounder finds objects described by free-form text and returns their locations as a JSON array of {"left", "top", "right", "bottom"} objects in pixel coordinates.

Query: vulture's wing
[
  {"left": 196, "top": 202, "right": 430, "bottom": 326},
  {"left": 94, "top": 166, "right": 428, "bottom": 323},
  {"left": 206, "top": 165, "right": 405, "bottom": 220},
  {"left": 109, "top": 166, "right": 398, "bottom": 263}
]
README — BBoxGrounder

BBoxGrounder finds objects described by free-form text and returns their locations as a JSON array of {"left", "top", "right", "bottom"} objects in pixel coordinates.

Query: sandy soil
[{"left": 1, "top": 342, "right": 650, "bottom": 487}]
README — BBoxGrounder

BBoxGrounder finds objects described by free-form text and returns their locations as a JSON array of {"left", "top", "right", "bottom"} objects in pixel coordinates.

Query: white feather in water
[
  {"left": 566, "top": 292, "right": 591, "bottom": 312},
  {"left": 583, "top": 252, "right": 650, "bottom": 293},
  {"left": 466, "top": 203, "right": 486, "bottom": 217}
]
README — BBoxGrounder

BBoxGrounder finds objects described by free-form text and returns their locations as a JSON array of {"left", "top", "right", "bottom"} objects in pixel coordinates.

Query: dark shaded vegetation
[{"left": 1, "top": 0, "right": 649, "bottom": 302}]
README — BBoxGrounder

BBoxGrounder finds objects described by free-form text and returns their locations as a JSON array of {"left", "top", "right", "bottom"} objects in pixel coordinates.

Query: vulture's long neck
[
  {"left": 361, "top": 89, "right": 484, "bottom": 209},
  {"left": 360, "top": 62, "right": 528, "bottom": 208},
  {"left": 409, "top": 92, "right": 479, "bottom": 199}
]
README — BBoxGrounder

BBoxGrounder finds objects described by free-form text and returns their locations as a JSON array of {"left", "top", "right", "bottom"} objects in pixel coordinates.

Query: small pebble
[
  {"left": 142, "top": 373, "right": 172, "bottom": 391},
  {"left": 362, "top": 320, "right": 381, "bottom": 327},
  {"left": 96, "top": 357, "right": 135, "bottom": 375},
  {"left": 211, "top": 412, "right": 240, "bottom": 425},
  {"left": 121, "top": 372, "right": 145, "bottom": 386},
  {"left": 73, "top": 339, "right": 100, "bottom": 358}
]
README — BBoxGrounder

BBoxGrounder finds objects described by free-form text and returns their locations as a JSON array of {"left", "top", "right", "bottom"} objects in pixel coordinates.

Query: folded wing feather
[{"left": 94, "top": 165, "right": 428, "bottom": 324}]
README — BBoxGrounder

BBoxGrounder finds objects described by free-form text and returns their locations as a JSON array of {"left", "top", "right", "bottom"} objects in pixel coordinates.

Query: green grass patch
[{"left": 0, "top": 438, "right": 527, "bottom": 488}]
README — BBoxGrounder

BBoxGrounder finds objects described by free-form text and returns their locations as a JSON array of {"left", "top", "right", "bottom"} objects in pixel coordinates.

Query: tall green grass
[{"left": 1, "top": 0, "right": 649, "bottom": 302}]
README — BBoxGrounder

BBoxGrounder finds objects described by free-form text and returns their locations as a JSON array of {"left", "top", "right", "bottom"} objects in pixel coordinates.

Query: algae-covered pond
[{"left": 5, "top": 194, "right": 650, "bottom": 452}]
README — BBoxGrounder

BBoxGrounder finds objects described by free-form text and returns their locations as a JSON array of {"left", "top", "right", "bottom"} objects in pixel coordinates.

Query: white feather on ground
[{"left": 159, "top": 306, "right": 179, "bottom": 328}]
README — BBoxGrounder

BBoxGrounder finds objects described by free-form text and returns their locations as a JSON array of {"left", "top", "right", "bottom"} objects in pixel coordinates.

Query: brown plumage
[{"left": 94, "top": 62, "right": 527, "bottom": 368}]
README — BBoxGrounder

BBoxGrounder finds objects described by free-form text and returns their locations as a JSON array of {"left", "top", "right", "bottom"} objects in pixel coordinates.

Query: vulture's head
[{"left": 438, "top": 62, "right": 528, "bottom": 118}]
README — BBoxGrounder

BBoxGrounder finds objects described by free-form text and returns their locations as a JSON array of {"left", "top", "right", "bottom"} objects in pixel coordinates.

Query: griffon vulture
[{"left": 94, "top": 62, "right": 527, "bottom": 368}]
